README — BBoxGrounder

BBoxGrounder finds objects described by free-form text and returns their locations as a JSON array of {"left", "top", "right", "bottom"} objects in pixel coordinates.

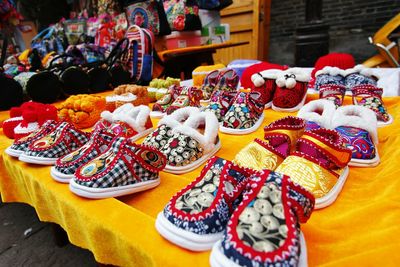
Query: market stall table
[{"left": 0, "top": 94, "right": 400, "bottom": 266}]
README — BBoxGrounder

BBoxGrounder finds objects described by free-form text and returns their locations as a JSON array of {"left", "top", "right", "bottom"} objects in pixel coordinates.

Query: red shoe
[{"left": 251, "top": 69, "right": 283, "bottom": 109}]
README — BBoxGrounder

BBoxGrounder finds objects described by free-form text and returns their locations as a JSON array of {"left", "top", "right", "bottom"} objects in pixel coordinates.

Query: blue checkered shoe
[
  {"left": 5, "top": 120, "right": 59, "bottom": 158},
  {"left": 50, "top": 128, "right": 116, "bottom": 183},
  {"left": 69, "top": 136, "right": 166, "bottom": 199},
  {"left": 18, "top": 122, "right": 90, "bottom": 165}
]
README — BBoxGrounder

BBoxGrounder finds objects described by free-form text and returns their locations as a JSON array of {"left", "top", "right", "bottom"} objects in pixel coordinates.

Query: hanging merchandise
[
  {"left": 125, "top": 25, "right": 154, "bottom": 85},
  {"left": 197, "top": 0, "right": 233, "bottom": 10},
  {"left": 97, "top": 0, "right": 121, "bottom": 16},
  {"left": 125, "top": 0, "right": 171, "bottom": 36},
  {"left": 30, "top": 25, "right": 66, "bottom": 58},
  {"left": 163, "top": 0, "right": 202, "bottom": 31},
  {"left": 64, "top": 19, "right": 87, "bottom": 46}
]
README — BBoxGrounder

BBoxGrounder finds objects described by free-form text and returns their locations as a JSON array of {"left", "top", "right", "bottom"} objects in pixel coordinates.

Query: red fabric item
[
  {"left": 273, "top": 82, "right": 307, "bottom": 109},
  {"left": 309, "top": 53, "right": 355, "bottom": 88},
  {"left": 251, "top": 78, "right": 276, "bottom": 106},
  {"left": 2, "top": 117, "right": 23, "bottom": 139},
  {"left": 9, "top": 107, "right": 22, "bottom": 118},
  {"left": 240, "top": 62, "right": 287, "bottom": 89}
]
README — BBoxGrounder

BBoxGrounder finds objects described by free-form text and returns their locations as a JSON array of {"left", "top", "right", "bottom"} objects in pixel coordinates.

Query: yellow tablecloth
[{"left": 1, "top": 95, "right": 400, "bottom": 266}]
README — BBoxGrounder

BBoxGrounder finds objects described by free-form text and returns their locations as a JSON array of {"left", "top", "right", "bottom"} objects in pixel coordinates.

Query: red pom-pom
[
  {"left": 22, "top": 110, "right": 37, "bottom": 123},
  {"left": 9, "top": 107, "right": 22, "bottom": 118}
]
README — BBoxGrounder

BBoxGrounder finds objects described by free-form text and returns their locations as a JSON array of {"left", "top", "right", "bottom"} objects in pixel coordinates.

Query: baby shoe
[
  {"left": 160, "top": 111, "right": 221, "bottom": 174},
  {"left": 344, "top": 64, "right": 378, "bottom": 89},
  {"left": 332, "top": 105, "right": 379, "bottom": 167},
  {"left": 220, "top": 91, "right": 265, "bottom": 135},
  {"left": 275, "top": 128, "right": 352, "bottom": 209},
  {"left": 151, "top": 85, "right": 182, "bottom": 118},
  {"left": 319, "top": 84, "right": 346, "bottom": 107},
  {"left": 233, "top": 116, "right": 305, "bottom": 171},
  {"left": 50, "top": 128, "right": 115, "bottom": 183},
  {"left": 351, "top": 84, "right": 393, "bottom": 127},
  {"left": 165, "top": 86, "right": 203, "bottom": 115},
  {"left": 203, "top": 90, "right": 237, "bottom": 122},
  {"left": 142, "top": 107, "right": 200, "bottom": 150},
  {"left": 5, "top": 120, "right": 59, "bottom": 158},
  {"left": 209, "top": 170, "right": 315, "bottom": 267},
  {"left": 272, "top": 68, "right": 309, "bottom": 112},
  {"left": 251, "top": 69, "right": 283, "bottom": 108},
  {"left": 19, "top": 122, "right": 90, "bottom": 165},
  {"left": 214, "top": 69, "right": 239, "bottom": 92},
  {"left": 200, "top": 70, "right": 220, "bottom": 102},
  {"left": 297, "top": 99, "right": 336, "bottom": 130},
  {"left": 155, "top": 157, "right": 251, "bottom": 251},
  {"left": 69, "top": 137, "right": 166, "bottom": 199},
  {"left": 314, "top": 66, "right": 346, "bottom": 91}
]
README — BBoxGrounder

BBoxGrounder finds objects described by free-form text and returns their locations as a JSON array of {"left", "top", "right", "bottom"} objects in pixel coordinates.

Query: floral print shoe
[
  {"left": 151, "top": 85, "right": 182, "bottom": 118},
  {"left": 297, "top": 99, "right": 336, "bottom": 130},
  {"left": 50, "top": 129, "right": 115, "bottom": 183},
  {"left": 233, "top": 116, "right": 305, "bottom": 171},
  {"left": 18, "top": 122, "right": 90, "bottom": 165},
  {"left": 220, "top": 91, "right": 265, "bottom": 135},
  {"left": 5, "top": 120, "right": 59, "bottom": 158},
  {"left": 203, "top": 90, "right": 237, "bottom": 122},
  {"left": 209, "top": 170, "right": 315, "bottom": 267},
  {"left": 165, "top": 86, "right": 203, "bottom": 115},
  {"left": 314, "top": 66, "right": 346, "bottom": 91},
  {"left": 161, "top": 111, "right": 221, "bottom": 174},
  {"left": 272, "top": 68, "right": 310, "bottom": 112},
  {"left": 201, "top": 70, "right": 220, "bottom": 102},
  {"left": 69, "top": 137, "right": 166, "bottom": 199},
  {"left": 332, "top": 105, "right": 379, "bottom": 167},
  {"left": 142, "top": 107, "right": 200, "bottom": 149},
  {"left": 275, "top": 128, "right": 352, "bottom": 209},
  {"left": 214, "top": 69, "right": 239, "bottom": 92},
  {"left": 155, "top": 157, "right": 252, "bottom": 251},
  {"left": 319, "top": 84, "right": 346, "bottom": 107},
  {"left": 351, "top": 84, "right": 393, "bottom": 127},
  {"left": 344, "top": 64, "right": 378, "bottom": 89}
]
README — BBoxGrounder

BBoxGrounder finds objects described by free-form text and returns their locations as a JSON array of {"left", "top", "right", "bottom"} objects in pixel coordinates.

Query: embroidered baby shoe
[
  {"left": 50, "top": 128, "right": 115, "bottom": 183},
  {"left": 219, "top": 91, "right": 265, "bottom": 135},
  {"left": 165, "top": 86, "right": 203, "bottom": 115},
  {"left": 314, "top": 66, "right": 346, "bottom": 91},
  {"left": 272, "top": 68, "right": 310, "bottom": 112},
  {"left": 351, "top": 84, "right": 393, "bottom": 127},
  {"left": 233, "top": 116, "right": 305, "bottom": 171},
  {"left": 344, "top": 64, "right": 378, "bottom": 89},
  {"left": 160, "top": 111, "right": 221, "bottom": 174},
  {"left": 275, "top": 128, "right": 352, "bottom": 209},
  {"left": 151, "top": 85, "right": 182, "bottom": 118},
  {"left": 297, "top": 99, "right": 336, "bottom": 131},
  {"left": 251, "top": 69, "right": 283, "bottom": 109},
  {"left": 214, "top": 69, "right": 239, "bottom": 92},
  {"left": 5, "top": 120, "right": 59, "bottom": 158},
  {"left": 155, "top": 157, "right": 251, "bottom": 251},
  {"left": 18, "top": 122, "right": 90, "bottom": 165},
  {"left": 203, "top": 90, "right": 237, "bottom": 122},
  {"left": 201, "top": 70, "right": 220, "bottom": 102},
  {"left": 69, "top": 137, "right": 166, "bottom": 199},
  {"left": 142, "top": 107, "right": 200, "bottom": 150},
  {"left": 332, "top": 105, "right": 379, "bottom": 167},
  {"left": 209, "top": 170, "right": 315, "bottom": 267},
  {"left": 319, "top": 84, "right": 346, "bottom": 107}
]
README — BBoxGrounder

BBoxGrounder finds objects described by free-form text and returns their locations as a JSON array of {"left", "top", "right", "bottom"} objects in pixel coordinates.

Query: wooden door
[{"left": 213, "top": 0, "right": 270, "bottom": 65}]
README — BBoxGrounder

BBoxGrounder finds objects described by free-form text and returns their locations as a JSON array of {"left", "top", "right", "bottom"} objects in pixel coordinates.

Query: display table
[{"left": 1, "top": 94, "right": 400, "bottom": 266}]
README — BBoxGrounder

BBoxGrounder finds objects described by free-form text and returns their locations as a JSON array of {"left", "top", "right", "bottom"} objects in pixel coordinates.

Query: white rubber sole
[
  {"left": 18, "top": 153, "right": 58, "bottom": 165},
  {"left": 349, "top": 150, "right": 380, "bottom": 168},
  {"left": 150, "top": 111, "right": 166, "bottom": 119},
  {"left": 272, "top": 92, "right": 307, "bottom": 113},
  {"left": 69, "top": 177, "right": 160, "bottom": 199},
  {"left": 377, "top": 113, "right": 394, "bottom": 127},
  {"left": 209, "top": 231, "right": 308, "bottom": 267},
  {"left": 315, "top": 166, "right": 349, "bottom": 209},
  {"left": 129, "top": 127, "right": 154, "bottom": 141},
  {"left": 163, "top": 141, "right": 221, "bottom": 174},
  {"left": 219, "top": 113, "right": 264, "bottom": 135},
  {"left": 50, "top": 166, "right": 74, "bottom": 183},
  {"left": 5, "top": 146, "right": 24, "bottom": 158},
  {"left": 155, "top": 212, "right": 223, "bottom": 251}
]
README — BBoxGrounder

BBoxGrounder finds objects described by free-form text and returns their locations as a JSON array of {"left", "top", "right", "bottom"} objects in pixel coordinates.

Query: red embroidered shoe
[
  {"left": 319, "top": 84, "right": 346, "bottom": 107},
  {"left": 201, "top": 70, "right": 220, "bottom": 102},
  {"left": 203, "top": 90, "right": 237, "bottom": 122},
  {"left": 272, "top": 68, "right": 310, "bottom": 112},
  {"left": 251, "top": 69, "right": 283, "bottom": 109},
  {"left": 209, "top": 170, "right": 315, "bottom": 267},
  {"left": 151, "top": 85, "right": 182, "bottom": 118},
  {"left": 165, "top": 86, "right": 203, "bottom": 115},
  {"left": 214, "top": 69, "right": 239, "bottom": 92}
]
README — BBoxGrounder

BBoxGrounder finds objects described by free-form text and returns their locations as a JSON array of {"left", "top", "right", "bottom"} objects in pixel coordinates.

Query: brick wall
[{"left": 268, "top": 0, "right": 400, "bottom": 66}]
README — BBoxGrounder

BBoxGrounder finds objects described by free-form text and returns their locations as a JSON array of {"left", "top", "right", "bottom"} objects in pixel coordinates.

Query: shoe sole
[
  {"left": 377, "top": 113, "right": 393, "bottom": 127},
  {"left": 155, "top": 212, "right": 223, "bottom": 251},
  {"left": 315, "top": 166, "right": 349, "bottom": 209},
  {"left": 209, "top": 231, "right": 308, "bottom": 267},
  {"left": 219, "top": 113, "right": 264, "bottom": 135},
  {"left": 163, "top": 141, "right": 221, "bottom": 174},
  {"left": 69, "top": 177, "right": 160, "bottom": 199},
  {"left": 50, "top": 166, "right": 75, "bottom": 183},
  {"left": 5, "top": 147, "right": 24, "bottom": 158},
  {"left": 150, "top": 111, "right": 166, "bottom": 119},
  {"left": 18, "top": 153, "right": 58, "bottom": 165},
  {"left": 349, "top": 149, "right": 380, "bottom": 167},
  {"left": 271, "top": 92, "right": 307, "bottom": 113}
]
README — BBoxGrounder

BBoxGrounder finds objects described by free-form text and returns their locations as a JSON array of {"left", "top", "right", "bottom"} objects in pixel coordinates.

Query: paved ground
[{"left": 0, "top": 197, "right": 97, "bottom": 267}]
